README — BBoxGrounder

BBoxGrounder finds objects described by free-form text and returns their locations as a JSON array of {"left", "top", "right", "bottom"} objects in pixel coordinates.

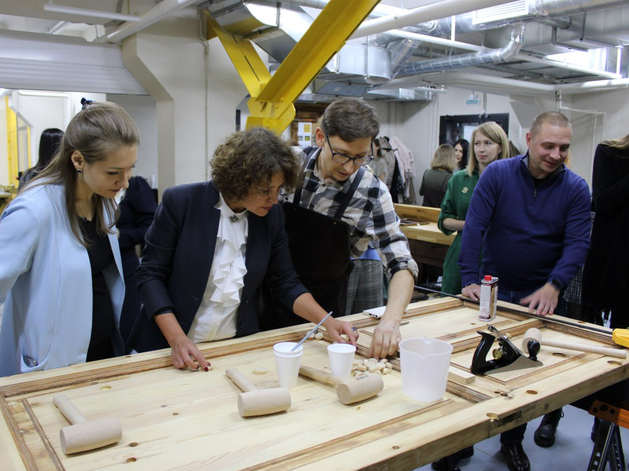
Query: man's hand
[
  {"left": 323, "top": 317, "right": 359, "bottom": 345},
  {"left": 462, "top": 283, "right": 481, "bottom": 300},
  {"left": 370, "top": 317, "right": 401, "bottom": 359},
  {"left": 520, "top": 283, "right": 559, "bottom": 316}
]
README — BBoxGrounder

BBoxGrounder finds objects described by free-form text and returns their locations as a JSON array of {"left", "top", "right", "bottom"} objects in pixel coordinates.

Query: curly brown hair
[{"left": 211, "top": 128, "right": 299, "bottom": 201}]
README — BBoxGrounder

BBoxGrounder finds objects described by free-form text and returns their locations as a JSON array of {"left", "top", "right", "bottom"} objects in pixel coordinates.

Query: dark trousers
[
  {"left": 501, "top": 424, "right": 527, "bottom": 444},
  {"left": 496, "top": 286, "right": 563, "bottom": 445}
]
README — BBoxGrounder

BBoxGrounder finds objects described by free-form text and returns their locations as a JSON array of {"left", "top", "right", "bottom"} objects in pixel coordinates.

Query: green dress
[{"left": 438, "top": 170, "right": 480, "bottom": 295}]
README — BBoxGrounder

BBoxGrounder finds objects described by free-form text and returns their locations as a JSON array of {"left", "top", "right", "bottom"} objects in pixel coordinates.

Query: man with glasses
[{"left": 262, "top": 97, "right": 417, "bottom": 359}]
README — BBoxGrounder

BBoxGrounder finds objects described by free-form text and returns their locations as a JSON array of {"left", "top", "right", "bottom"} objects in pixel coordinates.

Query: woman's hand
[
  {"left": 168, "top": 333, "right": 211, "bottom": 371},
  {"left": 154, "top": 312, "right": 211, "bottom": 371}
]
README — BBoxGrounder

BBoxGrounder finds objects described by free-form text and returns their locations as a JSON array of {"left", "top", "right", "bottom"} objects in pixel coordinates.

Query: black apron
[{"left": 258, "top": 163, "right": 365, "bottom": 329}]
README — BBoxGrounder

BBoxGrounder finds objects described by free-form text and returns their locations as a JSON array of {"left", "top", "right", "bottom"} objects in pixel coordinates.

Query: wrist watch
[{"left": 549, "top": 278, "right": 562, "bottom": 290}]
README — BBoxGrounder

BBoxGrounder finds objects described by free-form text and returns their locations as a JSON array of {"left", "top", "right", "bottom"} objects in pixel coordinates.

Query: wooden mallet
[
  {"left": 225, "top": 368, "right": 291, "bottom": 417},
  {"left": 53, "top": 395, "right": 122, "bottom": 455},
  {"left": 522, "top": 328, "right": 627, "bottom": 359},
  {"left": 299, "top": 365, "right": 384, "bottom": 404}
]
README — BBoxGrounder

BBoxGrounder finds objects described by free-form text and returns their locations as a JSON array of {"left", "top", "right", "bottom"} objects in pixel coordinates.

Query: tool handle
[
  {"left": 225, "top": 368, "right": 258, "bottom": 392},
  {"left": 543, "top": 338, "right": 627, "bottom": 359},
  {"left": 53, "top": 395, "right": 87, "bottom": 425},
  {"left": 292, "top": 311, "right": 333, "bottom": 351},
  {"left": 299, "top": 365, "right": 342, "bottom": 387}
]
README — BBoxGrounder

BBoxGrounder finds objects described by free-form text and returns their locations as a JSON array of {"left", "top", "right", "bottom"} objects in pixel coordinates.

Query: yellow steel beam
[
  {"left": 257, "top": 0, "right": 379, "bottom": 104},
  {"left": 206, "top": 0, "right": 379, "bottom": 134},
  {"left": 205, "top": 13, "right": 271, "bottom": 100}
]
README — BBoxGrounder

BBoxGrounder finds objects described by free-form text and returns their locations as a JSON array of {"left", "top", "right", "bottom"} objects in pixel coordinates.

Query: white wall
[
  {"left": 373, "top": 85, "right": 629, "bottom": 201},
  {"left": 13, "top": 91, "right": 105, "bottom": 166},
  {"left": 376, "top": 88, "right": 524, "bottom": 203},
  {"left": 107, "top": 94, "right": 158, "bottom": 187},
  {"left": 565, "top": 87, "right": 629, "bottom": 185},
  {"left": 121, "top": 18, "right": 247, "bottom": 193},
  {"left": 0, "top": 90, "right": 106, "bottom": 186}
]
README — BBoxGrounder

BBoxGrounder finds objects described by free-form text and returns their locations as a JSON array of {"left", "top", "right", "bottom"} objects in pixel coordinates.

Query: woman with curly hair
[{"left": 129, "top": 128, "right": 357, "bottom": 370}]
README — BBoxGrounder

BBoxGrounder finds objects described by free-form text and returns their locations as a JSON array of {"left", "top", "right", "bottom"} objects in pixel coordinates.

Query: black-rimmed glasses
[{"left": 325, "top": 134, "right": 374, "bottom": 167}]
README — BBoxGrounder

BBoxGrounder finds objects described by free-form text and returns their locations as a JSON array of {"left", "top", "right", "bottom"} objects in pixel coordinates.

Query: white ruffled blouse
[{"left": 187, "top": 193, "right": 248, "bottom": 343}]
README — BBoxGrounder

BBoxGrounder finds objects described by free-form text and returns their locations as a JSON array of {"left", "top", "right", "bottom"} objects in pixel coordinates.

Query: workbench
[
  {"left": 1, "top": 297, "right": 627, "bottom": 471},
  {"left": 395, "top": 204, "right": 454, "bottom": 268}
]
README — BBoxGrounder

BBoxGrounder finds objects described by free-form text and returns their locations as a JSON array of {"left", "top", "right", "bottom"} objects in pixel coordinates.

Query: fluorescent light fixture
[{"left": 43, "top": 3, "right": 140, "bottom": 23}]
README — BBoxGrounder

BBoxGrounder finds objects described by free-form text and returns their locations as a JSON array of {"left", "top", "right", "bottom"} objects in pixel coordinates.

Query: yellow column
[{"left": 6, "top": 96, "right": 18, "bottom": 188}]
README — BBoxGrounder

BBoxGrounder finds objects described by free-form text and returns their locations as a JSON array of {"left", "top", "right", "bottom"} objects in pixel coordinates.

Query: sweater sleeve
[
  {"left": 547, "top": 179, "right": 591, "bottom": 288},
  {"left": 458, "top": 168, "right": 499, "bottom": 287}
]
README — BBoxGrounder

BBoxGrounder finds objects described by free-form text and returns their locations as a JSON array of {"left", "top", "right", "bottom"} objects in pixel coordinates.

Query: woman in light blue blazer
[{"left": 0, "top": 99, "right": 140, "bottom": 377}]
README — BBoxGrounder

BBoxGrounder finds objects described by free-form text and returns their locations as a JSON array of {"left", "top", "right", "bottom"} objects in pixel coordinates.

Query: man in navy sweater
[{"left": 459, "top": 112, "right": 591, "bottom": 471}]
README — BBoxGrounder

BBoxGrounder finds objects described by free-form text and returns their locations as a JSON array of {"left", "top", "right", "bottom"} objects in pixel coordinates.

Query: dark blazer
[
  {"left": 582, "top": 143, "right": 629, "bottom": 327},
  {"left": 131, "top": 181, "right": 308, "bottom": 352}
]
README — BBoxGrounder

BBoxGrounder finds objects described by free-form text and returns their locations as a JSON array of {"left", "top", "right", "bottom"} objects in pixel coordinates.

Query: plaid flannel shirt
[{"left": 289, "top": 147, "right": 418, "bottom": 278}]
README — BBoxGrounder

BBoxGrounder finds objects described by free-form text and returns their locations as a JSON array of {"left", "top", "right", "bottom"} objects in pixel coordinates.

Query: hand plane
[{"left": 470, "top": 325, "right": 542, "bottom": 376}]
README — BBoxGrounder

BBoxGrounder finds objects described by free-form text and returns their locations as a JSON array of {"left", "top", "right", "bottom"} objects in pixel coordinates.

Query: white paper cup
[
  {"left": 273, "top": 342, "right": 303, "bottom": 389},
  {"left": 327, "top": 343, "right": 356, "bottom": 380}
]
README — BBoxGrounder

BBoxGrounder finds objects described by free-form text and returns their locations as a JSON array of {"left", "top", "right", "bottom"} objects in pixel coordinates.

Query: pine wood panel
[{"left": 1, "top": 298, "right": 627, "bottom": 471}]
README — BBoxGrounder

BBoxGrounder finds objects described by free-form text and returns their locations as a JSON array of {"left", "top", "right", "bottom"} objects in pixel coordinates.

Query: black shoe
[
  {"left": 431, "top": 446, "right": 474, "bottom": 470},
  {"left": 534, "top": 408, "right": 564, "bottom": 447},
  {"left": 500, "top": 443, "right": 530, "bottom": 471}
]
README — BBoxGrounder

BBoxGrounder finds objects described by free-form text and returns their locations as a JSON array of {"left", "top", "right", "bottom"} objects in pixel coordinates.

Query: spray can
[{"left": 479, "top": 275, "right": 498, "bottom": 321}]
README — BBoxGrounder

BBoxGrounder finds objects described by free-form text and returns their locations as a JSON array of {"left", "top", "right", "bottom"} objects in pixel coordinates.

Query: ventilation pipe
[
  {"left": 352, "top": 0, "right": 515, "bottom": 38},
  {"left": 397, "top": 23, "right": 525, "bottom": 77},
  {"left": 387, "top": 39, "right": 420, "bottom": 78}
]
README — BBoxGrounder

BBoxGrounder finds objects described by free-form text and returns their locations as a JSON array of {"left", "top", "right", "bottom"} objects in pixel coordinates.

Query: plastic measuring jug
[{"left": 399, "top": 337, "right": 453, "bottom": 402}]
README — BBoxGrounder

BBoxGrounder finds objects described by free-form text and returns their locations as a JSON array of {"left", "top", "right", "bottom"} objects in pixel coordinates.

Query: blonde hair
[
  {"left": 603, "top": 133, "right": 629, "bottom": 150},
  {"left": 467, "top": 122, "right": 511, "bottom": 176},
  {"left": 24, "top": 101, "right": 140, "bottom": 247},
  {"left": 430, "top": 144, "right": 456, "bottom": 172}
]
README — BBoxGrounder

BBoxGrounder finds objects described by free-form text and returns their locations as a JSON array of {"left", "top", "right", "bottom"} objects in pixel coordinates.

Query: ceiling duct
[
  {"left": 397, "top": 23, "right": 525, "bottom": 77},
  {"left": 366, "top": 88, "right": 435, "bottom": 102},
  {"left": 387, "top": 38, "right": 420, "bottom": 78},
  {"left": 372, "top": 0, "right": 628, "bottom": 43}
]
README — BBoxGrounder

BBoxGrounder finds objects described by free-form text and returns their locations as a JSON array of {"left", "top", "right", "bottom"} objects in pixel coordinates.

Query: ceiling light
[{"left": 43, "top": 3, "right": 140, "bottom": 23}]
